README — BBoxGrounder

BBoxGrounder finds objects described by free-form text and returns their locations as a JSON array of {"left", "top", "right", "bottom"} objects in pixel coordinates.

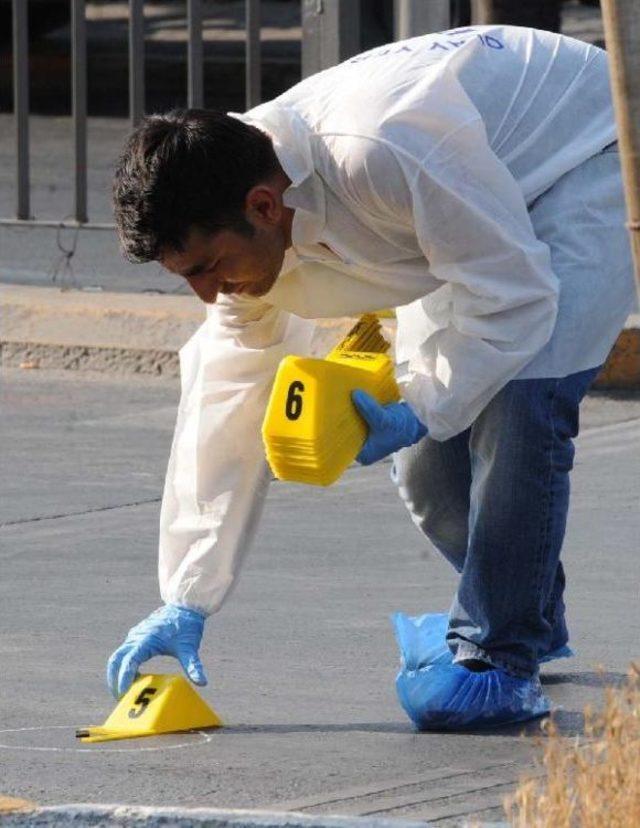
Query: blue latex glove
[
  {"left": 107, "top": 604, "right": 207, "bottom": 699},
  {"left": 352, "top": 389, "right": 428, "bottom": 466}
]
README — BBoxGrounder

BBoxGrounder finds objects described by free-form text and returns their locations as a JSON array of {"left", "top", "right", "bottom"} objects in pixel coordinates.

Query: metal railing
[
  {"left": 5, "top": 0, "right": 265, "bottom": 231},
  {"left": 5, "top": 0, "right": 449, "bottom": 232},
  {"left": 12, "top": 0, "right": 30, "bottom": 222}
]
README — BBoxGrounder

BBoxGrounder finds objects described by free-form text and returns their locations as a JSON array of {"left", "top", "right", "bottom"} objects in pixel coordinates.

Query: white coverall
[{"left": 158, "top": 26, "right": 637, "bottom": 616}]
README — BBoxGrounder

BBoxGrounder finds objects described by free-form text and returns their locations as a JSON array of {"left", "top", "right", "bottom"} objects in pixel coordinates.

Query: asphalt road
[{"left": 1, "top": 368, "right": 639, "bottom": 825}]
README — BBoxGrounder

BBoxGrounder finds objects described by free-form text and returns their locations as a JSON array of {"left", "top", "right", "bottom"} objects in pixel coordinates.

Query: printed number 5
[
  {"left": 286, "top": 380, "right": 305, "bottom": 421},
  {"left": 128, "top": 687, "right": 157, "bottom": 719}
]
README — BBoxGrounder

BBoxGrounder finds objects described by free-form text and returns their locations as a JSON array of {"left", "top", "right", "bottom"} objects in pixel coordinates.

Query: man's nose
[{"left": 186, "top": 277, "right": 218, "bottom": 304}]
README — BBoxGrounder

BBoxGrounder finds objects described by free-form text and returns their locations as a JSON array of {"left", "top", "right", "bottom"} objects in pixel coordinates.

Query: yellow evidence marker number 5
[
  {"left": 128, "top": 686, "right": 157, "bottom": 719},
  {"left": 76, "top": 674, "right": 222, "bottom": 743}
]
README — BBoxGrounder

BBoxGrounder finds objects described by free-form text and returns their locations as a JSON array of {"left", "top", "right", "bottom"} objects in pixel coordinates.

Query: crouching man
[{"left": 107, "top": 25, "right": 636, "bottom": 729}]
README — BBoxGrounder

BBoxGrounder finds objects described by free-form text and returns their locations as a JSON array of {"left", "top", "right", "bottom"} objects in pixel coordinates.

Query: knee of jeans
[{"left": 393, "top": 465, "right": 467, "bottom": 570}]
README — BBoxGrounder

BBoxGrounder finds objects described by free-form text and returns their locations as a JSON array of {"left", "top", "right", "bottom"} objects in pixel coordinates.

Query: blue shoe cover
[
  {"left": 392, "top": 612, "right": 573, "bottom": 669},
  {"left": 395, "top": 661, "right": 551, "bottom": 730},
  {"left": 391, "top": 612, "right": 451, "bottom": 669},
  {"left": 392, "top": 613, "right": 551, "bottom": 730}
]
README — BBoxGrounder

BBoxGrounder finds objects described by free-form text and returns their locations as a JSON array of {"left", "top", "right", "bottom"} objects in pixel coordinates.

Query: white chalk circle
[{"left": 0, "top": 724, "right": 215, "bottom": 753}]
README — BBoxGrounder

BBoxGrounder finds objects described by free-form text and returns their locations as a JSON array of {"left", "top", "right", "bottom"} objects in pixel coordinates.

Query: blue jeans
[{"left": 391, "top": 366, "right": 600, "bottom": 679}]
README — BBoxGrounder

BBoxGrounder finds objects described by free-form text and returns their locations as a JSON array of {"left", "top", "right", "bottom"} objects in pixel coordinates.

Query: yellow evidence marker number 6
[
  {"left": 285, "top": 380, "right": 305, "bottom": 421},
  {"left": 128, "top": 686, "right": 157, "bottom": 719},
  {"left": 262, "top": 314, "right": 399, "bottom": 487}
]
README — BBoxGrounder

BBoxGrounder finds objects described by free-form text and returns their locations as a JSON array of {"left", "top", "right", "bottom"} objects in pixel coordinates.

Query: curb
[
  {"left": 1, "top": 341, "right": 181, "bottom": 378},
  {"left": 0, "top": 284, "right": 384, "bottom": 377},
  {"left": 1, "top": 284, "right": 638, "bottom": 389},
  {"left": 0, "top": 803, "right": 431, "bottom": 828},
  {"left": 0, "top": 284, "right": 205, "bottom": 354}
]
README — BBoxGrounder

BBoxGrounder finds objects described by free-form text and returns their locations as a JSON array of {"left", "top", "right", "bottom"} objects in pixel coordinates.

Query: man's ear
[{"left": 245, "top": 183, "right": 282, "bottom": 226}]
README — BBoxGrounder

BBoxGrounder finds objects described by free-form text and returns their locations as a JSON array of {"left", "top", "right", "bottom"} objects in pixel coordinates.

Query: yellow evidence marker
[
  {"left": 262, "top": 314, "right": 400, "bottom": 486},
  {"left": 75, "top": 673, "right": 222, "bottom": 743}
]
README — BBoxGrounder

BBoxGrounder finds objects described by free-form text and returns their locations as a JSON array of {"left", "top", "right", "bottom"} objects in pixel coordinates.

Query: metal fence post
[
  {"left": 72, "top": 0, "right": 88, "bottom": 224},
  {"left": 12, "top": 0, "right": 30, "bottom": 220},
  {"left": 129, "top": 0, "right": 145, "bottom": 126},
  {"left": 394, "top": 0, "right": 450, "bottom": 39},
  {"left": 302, "top": 0, "right": 362, "bottom": 78},
  {"left": 245, "top": 0, "right": 262, "bottom": 109},
  {"left": 188, "top": 0, "right": 204, "bottom": 108}
]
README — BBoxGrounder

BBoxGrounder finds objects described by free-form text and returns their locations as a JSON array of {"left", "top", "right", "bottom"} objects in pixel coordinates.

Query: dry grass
[{"left": 505, "top": 664, "right": 640, "bottom": 827}]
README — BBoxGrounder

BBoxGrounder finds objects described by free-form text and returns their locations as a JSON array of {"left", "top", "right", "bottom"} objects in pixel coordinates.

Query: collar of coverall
[{"left": 228, "top": 106, "right": 327, "bottom": 248}]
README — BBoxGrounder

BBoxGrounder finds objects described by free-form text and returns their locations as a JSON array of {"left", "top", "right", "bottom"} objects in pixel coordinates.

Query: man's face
[
  {"left": 161, "top": 224, "right": 286, "bottom": 304},
  {"left": 160, "top": 178, "right": 292, "bottom": 304}
]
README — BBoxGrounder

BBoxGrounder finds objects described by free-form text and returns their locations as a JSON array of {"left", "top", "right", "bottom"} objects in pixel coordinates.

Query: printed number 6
[
  {"left": 128, "top": 687, "right": 157, "bottom": 719},
  {"left": 285, "top": 380, "right": 305, "bottom": 421}
]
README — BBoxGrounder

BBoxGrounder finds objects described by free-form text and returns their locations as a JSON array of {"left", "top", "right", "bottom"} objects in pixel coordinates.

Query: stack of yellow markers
[{"left": 262, "top": 314, "right": 399, "bottom": 486}]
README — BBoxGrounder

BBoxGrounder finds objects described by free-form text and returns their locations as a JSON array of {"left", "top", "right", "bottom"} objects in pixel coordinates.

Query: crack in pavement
[
  {"left": 0, "top": 497, "right": 161, "bottom": 528},
  {"left": 361, "top": 777, "right": 520, "bottom": 818},
  {"left": 276, "top": 760, "right": 521, "bottom": 813}
]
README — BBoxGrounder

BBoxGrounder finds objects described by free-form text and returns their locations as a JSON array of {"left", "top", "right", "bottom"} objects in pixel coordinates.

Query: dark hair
[{"left": 113, "top": 109, "right": 280, "bottom": 262}]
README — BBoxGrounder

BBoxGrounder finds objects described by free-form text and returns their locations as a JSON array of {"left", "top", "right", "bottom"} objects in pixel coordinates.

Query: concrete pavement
[{"left": 1, "top": 366, "right": 639, "bottom": 826}]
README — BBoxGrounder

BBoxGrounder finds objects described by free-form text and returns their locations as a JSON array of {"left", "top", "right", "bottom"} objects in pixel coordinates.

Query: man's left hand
[
  {"left": 352, "top": 389, "right": 428, "bottom": 466},
  {"left": 107, "top": 604, "right": 207, "bottom": 699}
]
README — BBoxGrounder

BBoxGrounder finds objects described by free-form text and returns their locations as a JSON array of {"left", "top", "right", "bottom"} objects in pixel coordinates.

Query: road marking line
[{"left": 0, "top": 724, "right": 215, "bottom": 754}]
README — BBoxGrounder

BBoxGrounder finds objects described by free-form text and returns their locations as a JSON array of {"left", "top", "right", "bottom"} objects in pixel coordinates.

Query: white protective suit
[{"left": 159, "top": 25, "right": 637, "bottom": 615}]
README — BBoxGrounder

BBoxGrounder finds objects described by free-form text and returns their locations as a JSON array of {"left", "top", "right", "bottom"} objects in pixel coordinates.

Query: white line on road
[{"left": 0, "top": 724, "right": 215, "bottom": 754}]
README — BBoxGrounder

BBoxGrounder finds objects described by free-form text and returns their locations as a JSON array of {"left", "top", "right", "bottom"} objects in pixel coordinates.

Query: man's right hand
[{"left": 106, "top": 604, "right": 208, "bottom": 699}]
